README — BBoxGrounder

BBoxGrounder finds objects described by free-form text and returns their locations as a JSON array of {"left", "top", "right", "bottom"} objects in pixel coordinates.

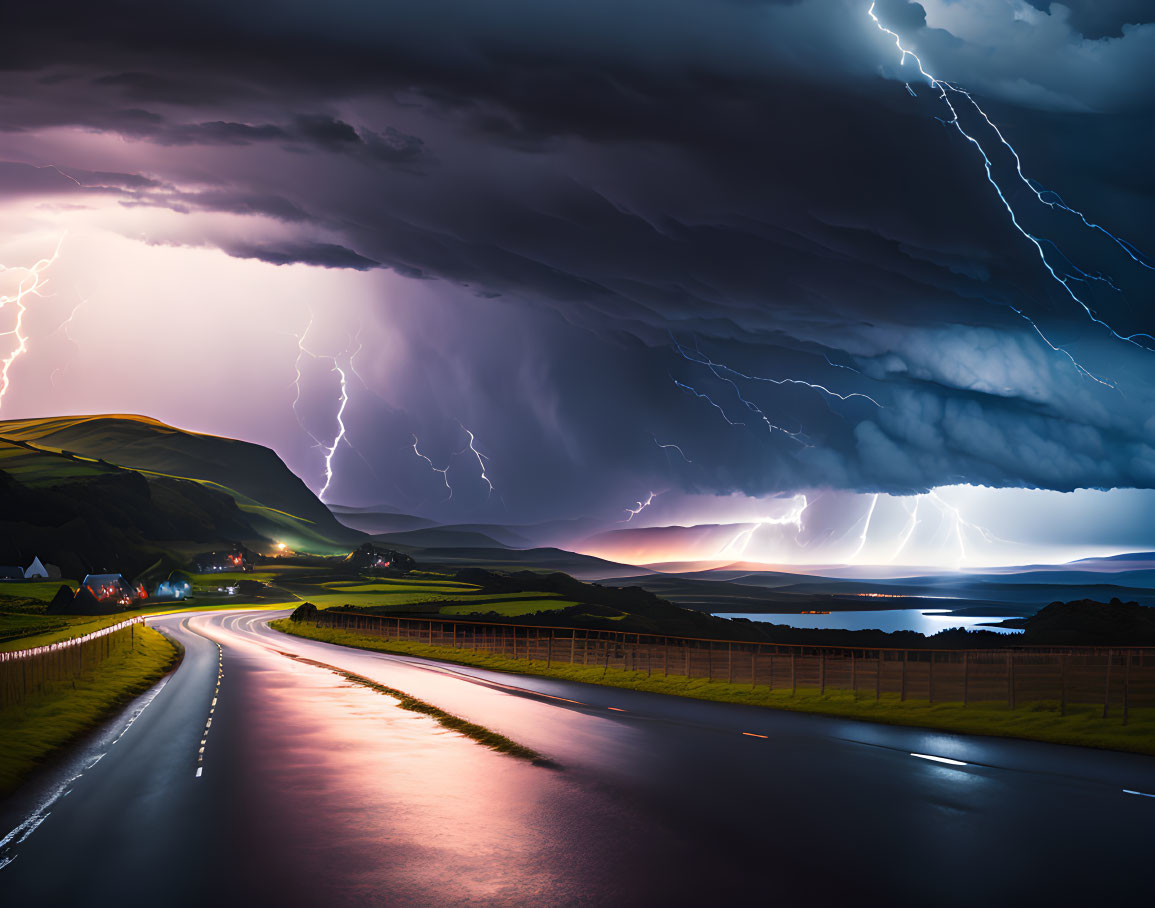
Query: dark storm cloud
[
  {"left": 3, "top": 0, "right": 1154, "bottom": 516},
  {"left": 1025, "top": 1, "right": 1155, "bottom": 39},
  {"left": 224, "top": 241, "right": 380, "bottom": 271}
]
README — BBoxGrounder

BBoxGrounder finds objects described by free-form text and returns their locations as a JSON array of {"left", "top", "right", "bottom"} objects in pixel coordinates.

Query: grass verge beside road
[
  {"left": 273, "top": 619, "right": 1155, "bottom": 757},
  {"left": 0, "top": 625, "right": 180, "bottom": 797}
]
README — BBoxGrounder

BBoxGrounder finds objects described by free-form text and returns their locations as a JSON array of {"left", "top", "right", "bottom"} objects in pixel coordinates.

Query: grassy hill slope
[
  {"left": 0, "top": 416, "right": 365, "bottom": 576},
  {"left": 0, "top": 414, "right": 361, "bottom": 550}
]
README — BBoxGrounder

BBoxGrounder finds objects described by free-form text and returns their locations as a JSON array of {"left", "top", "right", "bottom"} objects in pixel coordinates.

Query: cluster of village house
[
  {"left": 0, "top": 544, "right": 410, "bottom": 612},
  {"left": 0, "top": 548, "right": 252, "bottom": 609}
]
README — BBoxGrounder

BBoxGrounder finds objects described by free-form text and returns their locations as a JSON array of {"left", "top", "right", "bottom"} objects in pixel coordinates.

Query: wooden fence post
[
  {"left": 1123, "top": 651, "right": 1131, "bottom": 726},
  {"left": 1060, "top": 654, "right": 1067, "bottom": 716},
  {"left": 1103, "top": 649, "right": 1113, "bottom": 719}
]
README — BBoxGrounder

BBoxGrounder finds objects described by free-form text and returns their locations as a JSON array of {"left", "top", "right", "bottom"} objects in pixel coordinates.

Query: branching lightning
[
  {"left": 318, "top": 359, "right": 351, "bottom": 501},
  {"left": 868, "top": 3, "right": 1155, "bottom": 378},
  {"left": 459, "top": 424, "right": 495, "bottom": 497},
  {"left": 412, "top": 434, "right": 454, "bottom": 501},
  {"left": 0, "top": 236, "right": 65, "bottom": 411},
  {"left": 927, "top": 490, "right": 1007, "bottom": 566},
  {"left": 411, "top": 424, "right": 496, "bottom": 502},
  {"left": 672, "top": 376, "right": 745, "bottom": 426},
  {"left": 718, "top": 494, "right": 809, "bottom": 559},
  {"left": 289, "top": 314, "right": 360, "bottom": 501},
  {"left": 623, "top": 490, "right": 657, "bottom": 522},
  {"left": 670, "top": 333, "right": 880, "bottom": 443}
]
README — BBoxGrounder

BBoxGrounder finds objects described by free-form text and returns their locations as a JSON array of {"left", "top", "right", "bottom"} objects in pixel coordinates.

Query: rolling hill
[
  {"left": 0, "top": 415, "right": 364, "bottom": 577},
  {"left": 0, "top": 414, "right": 361, "bottom": 550}
]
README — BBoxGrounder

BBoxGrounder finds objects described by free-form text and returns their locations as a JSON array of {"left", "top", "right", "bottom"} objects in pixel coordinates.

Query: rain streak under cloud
[{"left": 2, "top": 0, "right": 1155, "bottom": 566}]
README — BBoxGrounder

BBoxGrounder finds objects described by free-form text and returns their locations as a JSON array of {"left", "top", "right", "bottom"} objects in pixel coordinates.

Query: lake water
[{"left": 713, "top": 608, "right": 1024, "bottom": 636}]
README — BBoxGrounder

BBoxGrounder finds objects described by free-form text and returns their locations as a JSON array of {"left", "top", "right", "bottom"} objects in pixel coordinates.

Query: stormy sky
[{"left": 2, "top": 0, "right": 1154, "bottom": 564}]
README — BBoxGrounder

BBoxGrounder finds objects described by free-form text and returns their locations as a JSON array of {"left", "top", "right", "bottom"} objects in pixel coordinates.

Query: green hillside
[
  {"left": 0, "top": 416, "right": 364, "bottom": 577},
  {"left": 0, "top": 414, "right": 361, "bottom": 549}
]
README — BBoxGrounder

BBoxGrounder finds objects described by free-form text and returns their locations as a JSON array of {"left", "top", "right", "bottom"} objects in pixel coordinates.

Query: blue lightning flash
[
  {"left": 653, "top": 435, "right": 693, "bottom": 463},
  {"left": 671, "top": 333, "right": 883, "bottom": 443},
  {"left": 672, "top": 376, "right": 746, "bottom": 426},
  {"left": 868, "top": 3, "right": 1155, "bottom": 366}
]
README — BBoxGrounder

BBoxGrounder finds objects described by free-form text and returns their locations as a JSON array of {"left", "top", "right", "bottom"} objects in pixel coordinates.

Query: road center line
[{"left": 911, "top": 753, "right": 968, "bottom": 766}]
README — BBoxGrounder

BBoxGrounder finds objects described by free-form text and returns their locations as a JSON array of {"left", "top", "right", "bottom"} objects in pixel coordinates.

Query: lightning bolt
[
  {"left": 317, "top": 359, "right": 350, "bottom": 501},
  {"left": 673, "top": 334, "right": 882, "bottom": 408},
  {"left": 889, "top": 497, "right": 920, "bottom": 562},
  {"left": 926, "top": 490, "right": 1011, "bottom": 567},
  {"left": 671, "top": 334, "right": 882, "bottom": 443},
  {"left": 412, "top": 434, "right": 454, "bottom": 501},
  {"left": 846, "top": 492, "right": 881, "bottom": 562},
  {"left": 718, "top": 494, "right": 809, "bottom": 559},
  {"left": 672, "top": 377, "right": 746, "bottom": 426},
  {"left": 289, "top": 314, "right": 359, "bottom": 501},
  {"left": 291, "top": 317, "right": 327, "bottom": 449},
  {"left": 679, "top": 356, "right": 803, "bottom": 441},
  {"left": 623, "top": 490, "right": 657, "bottom": 522},
  {"left": 459, "top": 424, "right": 494, "bottom": 496},
  {"left": 653, "top": 435, "right": 692, "bottom": 463},
  {"left": 868, "top": 3, "right": 1155, "bottom": 371},
  {"left": 0, "top": 236, "right": 65, "bottom": 411}
]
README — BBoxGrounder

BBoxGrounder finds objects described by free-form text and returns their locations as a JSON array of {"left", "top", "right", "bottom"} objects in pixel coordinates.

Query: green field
[
  {"left": 273, "top": 620, "right": 1155, "bottom": 757},
  {"left": 438, "top": 599, "right": 577, "bottom": 617},
  {"left": 189, "top": 571, "right": 278, "bottom": 584},
  {"left": 0, "top": 581, "right": 78, "bottom": 602},
  {"left": 0, "top": 624, "right": 180, "bottom": 796}
]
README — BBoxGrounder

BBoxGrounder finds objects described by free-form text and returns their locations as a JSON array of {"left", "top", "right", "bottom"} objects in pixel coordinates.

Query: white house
[{"left": 24, "top": 556, "right": 49, "bottom": 579}]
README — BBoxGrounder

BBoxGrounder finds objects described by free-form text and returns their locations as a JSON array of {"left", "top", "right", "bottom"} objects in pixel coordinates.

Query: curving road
[{"left": 2, "top": 608, "right": 1153, "bottom": 906}]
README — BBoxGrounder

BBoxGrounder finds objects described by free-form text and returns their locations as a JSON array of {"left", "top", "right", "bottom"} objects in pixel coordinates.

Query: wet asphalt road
[{"left": 2, "top": 608, "right": 1153, "bottom": 907}]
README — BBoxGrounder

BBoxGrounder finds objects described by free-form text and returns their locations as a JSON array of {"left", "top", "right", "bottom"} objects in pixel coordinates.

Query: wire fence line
[
  {"left": 0, "top": 618, "right": 145, "bottom": 709},
  {"left": 311, "top": 610, "right": 1154, "bottom": 723}
]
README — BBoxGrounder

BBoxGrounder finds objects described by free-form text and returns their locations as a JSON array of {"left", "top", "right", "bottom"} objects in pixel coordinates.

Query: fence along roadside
[{"left": 310, "top": 610, "right": 1152, "bottom": 721}]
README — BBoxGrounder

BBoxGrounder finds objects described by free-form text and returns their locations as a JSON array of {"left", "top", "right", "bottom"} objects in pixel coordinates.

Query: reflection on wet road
[{"left": 2, "top": 608, "right": 1153, "bottom": 906}]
